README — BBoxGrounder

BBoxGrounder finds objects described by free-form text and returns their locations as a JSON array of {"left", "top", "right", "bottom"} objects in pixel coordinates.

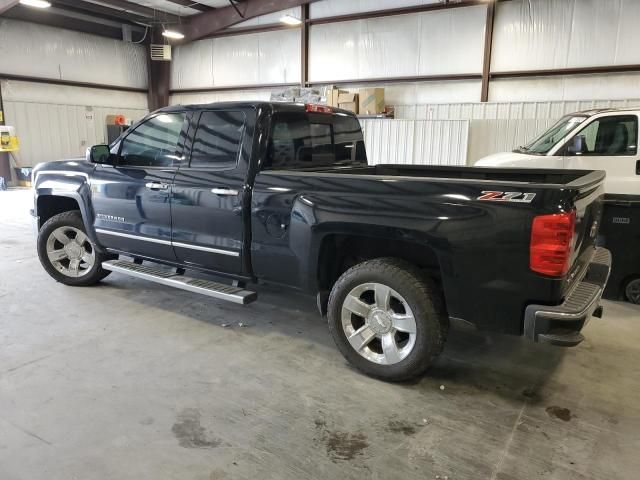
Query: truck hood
[
  {"left": 33, "top": 157, "right": 94, "bottom": 178},
  {"left": 474, "top": 151, "right": 545, "bottom": 167}
]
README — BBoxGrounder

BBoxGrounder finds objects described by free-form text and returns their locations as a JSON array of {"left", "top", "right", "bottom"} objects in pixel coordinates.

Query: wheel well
[
  {"left": 37, "top": 195, "right": 80, "bottom": 228},
  {"left": 317, "top": 234, "right": 442, "bottom": 292}
]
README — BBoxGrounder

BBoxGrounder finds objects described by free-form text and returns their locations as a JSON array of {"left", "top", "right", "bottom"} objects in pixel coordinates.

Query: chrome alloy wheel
[
  {"left": 45, "top": 226, "right": 96, "bottom": 278},
  {"left": 341, "top": 282, "right": 417, "bottom": 365}
]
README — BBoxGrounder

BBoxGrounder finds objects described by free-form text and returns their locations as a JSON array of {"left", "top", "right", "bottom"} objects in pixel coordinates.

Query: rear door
[
  {"left": 563, "top": 113, "right": 639, "bottom": 195},
  {"left": 171, "top": 109, "right": 249, "bottom": 274},
  {"left": 91, "top": 112, "right": 187, "bottom": 260}
]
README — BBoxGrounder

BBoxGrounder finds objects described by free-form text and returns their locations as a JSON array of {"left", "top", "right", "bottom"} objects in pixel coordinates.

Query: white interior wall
[
  {"left": 491, "top": 0, "right": 640, "bottom": 72},
  {"left": 170, "top": 89, "right": 273, "bottom": 106},
  {"left": 0, "top": 19, "right": 147, "bottom": 89},
  {"left": 170, "top": 0, "right": 640, "bottom": 104},
  {"left": 309, "top": 0, "right": 440, "bottom": 18},
  {"left": 308, "top": 6, "right": 486, "bottom": 82},
  {"left": 171, "top": 29, "right": 301, "bottom": 90},
  {"left": 3, "top": 81, "right": 148, "bottom": 167},
  {"left": 488, "top": 73, "right": 640, "bottom": 103}
]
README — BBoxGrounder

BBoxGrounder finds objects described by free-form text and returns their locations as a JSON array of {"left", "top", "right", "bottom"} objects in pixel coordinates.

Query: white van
[
  {"left": 475, "top": 108, "right": 640, "bottom": 304},
  {"left": 475, "top": 108, "right": 639, "bottom": 196}
]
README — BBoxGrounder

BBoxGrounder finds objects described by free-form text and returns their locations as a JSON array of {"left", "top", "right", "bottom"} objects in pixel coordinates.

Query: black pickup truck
[{"left": 32, "top": 102, "right": 612, "bottom": 381}]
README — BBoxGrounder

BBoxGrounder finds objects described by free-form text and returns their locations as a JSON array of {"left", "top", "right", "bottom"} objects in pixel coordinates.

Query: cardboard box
[
  {"left": 326, "top": 87, "right": 348, "bottom": 107},
  {"left": 337, "top": 92, "right": 359, "bottom": 114},
  {"left": 358, "top": 88, "right": 385, "bottom": 115}
]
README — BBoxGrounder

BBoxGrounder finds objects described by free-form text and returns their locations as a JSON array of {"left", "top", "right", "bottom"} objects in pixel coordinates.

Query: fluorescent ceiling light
[
  {"left": 162, "top": 29, "right": 184, "bottom": 40},
  {"left": 19, "top": 0, "right": 51, "bottom": 8},
  {"left": 280, "top": 14, "right": 302, "bottom": 26}
]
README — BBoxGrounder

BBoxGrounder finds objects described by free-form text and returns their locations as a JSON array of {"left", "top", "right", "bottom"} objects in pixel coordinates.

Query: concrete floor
[{"left": 1, "top": 188, "right": 639, "bottom": 480}]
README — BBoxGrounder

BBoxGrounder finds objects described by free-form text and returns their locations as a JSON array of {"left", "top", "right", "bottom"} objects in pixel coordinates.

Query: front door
[
  {"left": 171, "top": 109, "right": 248, "bottom": 274},
  {"left": 563, "top": 113, "right": 639, "bottom": 195},
  {"left": 91, "top": 112, "right": 188, "bottom": 260}
]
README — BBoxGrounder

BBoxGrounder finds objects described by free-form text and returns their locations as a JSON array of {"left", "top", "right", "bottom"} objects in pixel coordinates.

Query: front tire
[
  {"left": 327, "top": 258, "right": 447, "bottom": 382},
  {"left": 37, "top": 210, "right": 112, "bottom": 286}
]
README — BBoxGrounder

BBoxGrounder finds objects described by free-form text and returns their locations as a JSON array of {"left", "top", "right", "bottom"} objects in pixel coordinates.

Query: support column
[
  {"left": 480, "top": 0, "right": 496, "bottom": 103},
  {"left": 0, "top": 80, "right": 12, "bottom": 186},
  {"left": 301, "top": 3, "right": 309, "bottom": 87}
]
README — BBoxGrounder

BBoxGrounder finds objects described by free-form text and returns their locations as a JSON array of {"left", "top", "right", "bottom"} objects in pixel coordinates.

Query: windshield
[{"left": 517, "top": 115, "right": 588, "bottom": 154}]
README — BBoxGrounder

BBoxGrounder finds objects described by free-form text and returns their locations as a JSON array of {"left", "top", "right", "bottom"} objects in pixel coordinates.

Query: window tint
[
  {"left": 335, "top": 114, "right": 367, "bottom": 163},
  {"left": 265, "top": 112, "right": 367, "bottom": 170},
  {"left": 568, "top": 115, "right": 638, "bottom": 156},
  {"left": 190, "top": 110, "right": 245, "bottom": 169},
  {"left": 119, "top": 113, "right": 186, "bottom": 167}
]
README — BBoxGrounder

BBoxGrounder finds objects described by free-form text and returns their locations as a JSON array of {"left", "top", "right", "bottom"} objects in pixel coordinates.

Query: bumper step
[
  {"left": 102, "top": 259, "right": 257, "bottom": 305},
  {"left": 538, "top": 329, "right": 585, "bottom": 347}
]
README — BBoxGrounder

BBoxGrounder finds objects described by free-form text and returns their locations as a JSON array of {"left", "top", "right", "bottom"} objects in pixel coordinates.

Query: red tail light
[
  {"left": 530, "top": 210, "right": 576, "bottom": 276},
  {"left": 305, "top": 104, "right": 332, "bottom": 113}
]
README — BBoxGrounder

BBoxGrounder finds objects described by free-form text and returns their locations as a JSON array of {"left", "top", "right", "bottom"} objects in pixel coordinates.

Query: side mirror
[
  {"left": 87, "top": 144, "right": 115, "bottom": 164},
  {"left": 567, "top": 135, "right": 585, "bottom": 155}
]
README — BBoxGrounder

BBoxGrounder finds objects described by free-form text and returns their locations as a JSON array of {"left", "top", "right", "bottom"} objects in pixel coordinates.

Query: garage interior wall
[
  {"left": 2, "top": 81, "right": 148, "bottom": 168},
  {"left": 169, "top": 0, "right": 640, "bottom": 164},
  {"left": 0, "top": 19, "right": 148, "bottom": 167}
]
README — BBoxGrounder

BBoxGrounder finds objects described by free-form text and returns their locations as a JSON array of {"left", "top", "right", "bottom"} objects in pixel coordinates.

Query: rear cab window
[{"left": 264, "top": 111, "right": 367, "bottom": 170}]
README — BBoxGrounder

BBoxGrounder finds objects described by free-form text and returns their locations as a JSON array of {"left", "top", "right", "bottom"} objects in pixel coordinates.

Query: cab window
[
  {"left": 189, "top": 110, "right": 246, "bottom": 169},
  {"left": 264, "top": 112, "right": 367, "bottom": 170},
  {"left": 566, "top": 115, "right": 638, "bottom": 156},
  {"left": 119, "top": 113, "right": 187, "bottom": 167}
]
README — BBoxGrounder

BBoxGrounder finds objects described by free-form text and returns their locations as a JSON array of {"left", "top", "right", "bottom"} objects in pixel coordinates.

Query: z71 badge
[{"left": 477, "top": 191, "right": 536, "bottom": 203}]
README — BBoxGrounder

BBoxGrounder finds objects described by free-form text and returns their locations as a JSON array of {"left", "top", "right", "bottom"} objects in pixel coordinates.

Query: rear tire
[
  {"left": 327, "top": 257, "right": 447, "bottom": 382},
  {"left": 37, "top": 210, "right": 112, "bottom": 286},
  {"left": 624, "top": 277, "right": 640, "bottom": 305}
]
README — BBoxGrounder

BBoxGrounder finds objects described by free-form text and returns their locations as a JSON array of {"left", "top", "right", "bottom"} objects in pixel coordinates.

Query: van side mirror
[
  {"left": 567, "top": 135, "right": 585, "bottom": 155},
  {"left": 88, "top": 144, "right": 115, "bottom": 164}
]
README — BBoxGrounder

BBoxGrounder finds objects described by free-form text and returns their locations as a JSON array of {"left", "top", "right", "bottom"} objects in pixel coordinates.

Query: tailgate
[{"left": 564, "top": 181, "right": 606, "bottom": 294}]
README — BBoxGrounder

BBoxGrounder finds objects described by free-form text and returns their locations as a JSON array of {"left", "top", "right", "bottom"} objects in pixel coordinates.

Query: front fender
[{"left": 33, "top": 168, "right": 100, "bottom": 247}]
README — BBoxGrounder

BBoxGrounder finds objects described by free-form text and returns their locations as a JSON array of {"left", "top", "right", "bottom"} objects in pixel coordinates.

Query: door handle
[
  {"left": 636, "top": 160, "right": 640, "bottom": 175},
  {"left": 211, "top": 187, "right": 239, "bottom": 196},
  {"left": 145, "top": 182, "right": 170, "bottom": 191}
]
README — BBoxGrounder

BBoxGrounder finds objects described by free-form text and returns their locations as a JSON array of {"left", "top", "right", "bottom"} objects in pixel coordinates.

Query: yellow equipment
[{"left": 0, "top": 126, "right": 19, "bottom": 152}]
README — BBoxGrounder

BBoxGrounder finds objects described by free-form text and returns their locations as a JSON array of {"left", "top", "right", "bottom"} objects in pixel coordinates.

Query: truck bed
[{"left": 309, "top": 164, "right": 605, "bottom": 189}]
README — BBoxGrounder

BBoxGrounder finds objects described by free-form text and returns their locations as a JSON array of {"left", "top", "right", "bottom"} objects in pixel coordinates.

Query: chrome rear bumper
[{"left": 524, "top": 247, "right": 612, "bottom": 347}]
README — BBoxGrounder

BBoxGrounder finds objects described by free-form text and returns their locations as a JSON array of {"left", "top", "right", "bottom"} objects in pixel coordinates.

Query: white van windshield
[{"left": 517, "top": 115, "right": 588, "bottom": 154}]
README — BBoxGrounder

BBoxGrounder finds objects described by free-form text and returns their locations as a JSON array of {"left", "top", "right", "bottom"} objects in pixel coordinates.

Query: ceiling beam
[
  {"left": 82, "top": 0, "right": 180, "bottom": 23},
  {"left": 164, "top": 0, "right": 213, "bottom": 13},
  {"left": 185, "top": 0, "right": 319, "bottom": 43},
  {"left": 0, "top": 0, "right": 19, "bottom": 15}
]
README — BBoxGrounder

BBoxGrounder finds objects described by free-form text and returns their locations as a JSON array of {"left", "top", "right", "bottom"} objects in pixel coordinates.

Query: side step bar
[{"left": 102, "top": 259, "right": 257, "bottom": 305}]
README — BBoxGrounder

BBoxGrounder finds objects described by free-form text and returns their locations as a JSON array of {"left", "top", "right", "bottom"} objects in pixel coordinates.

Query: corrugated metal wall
[
  {"left": 395, "top": 99, "right": 640, "bottom": 120},
  {"left": 394, "top": 98, "right": 640, "bottom": 163},
  {"left": 5, "top": 102, "right": 147, "bottom": 167},
  {"left": 361, "top": 119, "right": 468, "bottom": 166},
  {"left": 3, "top": 80, "right": 148, "bottom": 167}
]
